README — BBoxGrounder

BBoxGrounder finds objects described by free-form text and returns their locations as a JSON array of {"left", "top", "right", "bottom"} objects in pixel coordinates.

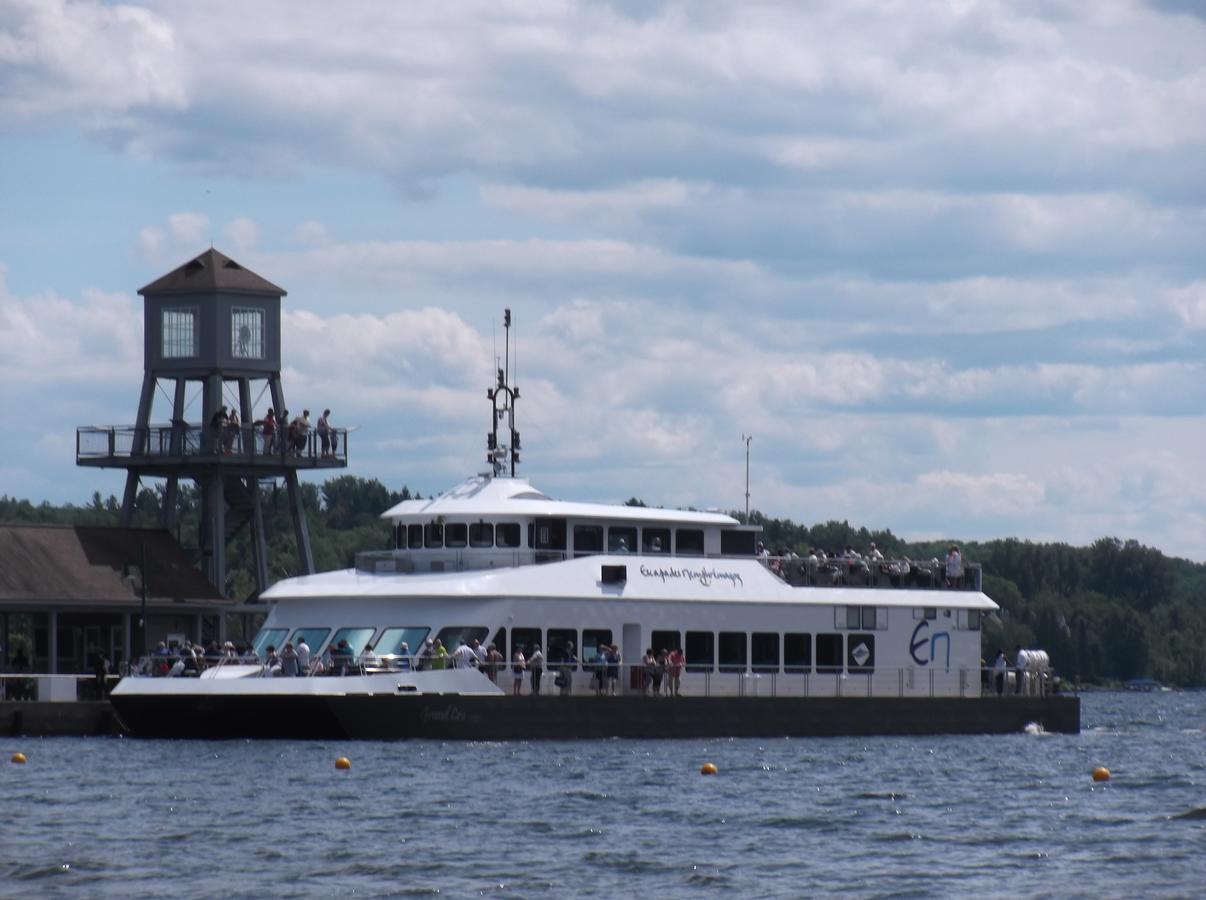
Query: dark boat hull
[{"left": 110, "top": 693, "right": 1080, "bottom": 740}]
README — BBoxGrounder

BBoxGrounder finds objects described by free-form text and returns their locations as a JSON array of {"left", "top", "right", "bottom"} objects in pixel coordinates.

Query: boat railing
[
  {"left": 761, "top": 555, "right": 983, "bottom": 591},
  {"left": 401, "top": 661, "right": 1063, "bottom": 699},
  {"left": 353, "top": 549, "right": 983, "bottom": 591}
]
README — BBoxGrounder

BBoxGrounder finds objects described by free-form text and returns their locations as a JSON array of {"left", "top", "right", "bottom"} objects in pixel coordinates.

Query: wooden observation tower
[{"left": 76, "top": 249, "right": 347, "bottom": 596}]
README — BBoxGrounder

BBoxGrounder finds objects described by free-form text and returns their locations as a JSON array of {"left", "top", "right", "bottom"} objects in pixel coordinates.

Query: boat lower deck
[{"left": 110, "top": 692, "right": 1080, "bottom": 740}]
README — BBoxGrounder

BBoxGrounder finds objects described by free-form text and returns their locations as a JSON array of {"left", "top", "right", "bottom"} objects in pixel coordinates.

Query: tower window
[
  {"left": 232, "top": 307, "right": 265, "bottom": 359},
  {"left": 162, "top": 307, "right": 198, "bottom": 358}
]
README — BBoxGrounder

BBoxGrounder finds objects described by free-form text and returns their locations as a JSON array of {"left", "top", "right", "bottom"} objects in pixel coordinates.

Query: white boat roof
[
  {"left": 380, "top": 475, "right": 739, "bottom": 527},
  {"left": 262, "top": 554, "right": 999, "bottom": 611}
]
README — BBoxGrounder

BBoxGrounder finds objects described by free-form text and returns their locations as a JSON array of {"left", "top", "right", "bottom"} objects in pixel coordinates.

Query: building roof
[
  {"left": 0, "top": 524, "right": 231, "bottom": 607},
  {"left": 138, "top": 248, "right": 286, "bottom": 297}
]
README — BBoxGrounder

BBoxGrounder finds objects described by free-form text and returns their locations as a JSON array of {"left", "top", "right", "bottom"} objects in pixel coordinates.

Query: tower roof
[{"left": 138, "top": 248, "right": 286, "bottom": 297}]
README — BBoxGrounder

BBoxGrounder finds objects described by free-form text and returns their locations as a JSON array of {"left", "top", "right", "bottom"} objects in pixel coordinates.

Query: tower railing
[{"left": 76, "top": 424, "right": 348, "bottom": 469}]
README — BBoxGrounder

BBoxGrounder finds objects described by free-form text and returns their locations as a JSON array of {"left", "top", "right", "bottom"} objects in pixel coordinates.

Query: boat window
[
  {"left": 966, "top": 610, "right": 981, "bottom": 631},
  {"left": 329, "top": 627, "right": 376, "bottom": 659},
  {"left": 548, "top": 628, "right": 578, "bottom": 669},
  {"left": 784, "top": 633, "right": 812, "bottom": 673},
  {"left": 582, "top": 630, "right": 613, "bottom": 664},
  {"left": 861, "top": 607, "right": 877, "bottom": 630},
  {"left": 373, "top": 627, "right": 429, "bottom": 656},
  {"left": 445, "top": 523, "right": 468, "bottom": 548},
  {"left": 847, "top": 634, "right": 875, "bottom": 672},
  {"left": 407, "top": 524, "right": 423, "bottom": 549},
  {"left": 533, "top": 518, "right": 567, "bottom": 551},
  {"left": 289, "top": 627, "right": 331, "bottom": 655},
  {"left": 916, "top": 607, "right": 937, "bottom": 620},
  {"left": 685, "top": 631, "right": 715, "bottom": 673},
  {"left": 573, "top": 524, "right": 604, "bottom": 556},
  {"left": 643, "top": 527, "right": 671, "bottom": 555},
  {"left": 720, "top": 530, "right": 756, "bottom": 556},
  {"left": 752, "top": 632, "right": 779, "bottom": 673},
  {"left": 676, "top": 529, "right": 704, "bottom": 555},
  {"left": 436, "top": 626, "right": 489, "bottom": 652},
  {"left": 816, "top": 633, "right": 844, "bottom": 674},
  {"left": 651, "top": 630, "right": 680, "bottom": 656},
  {"left": 511, "top": 627, "right": 542, "bottom": 657},
  {"left": 846, "top": 606, "right": 861, "bottom": 629},
  {"left": 496, "top": 523, "right": 521, "bottom": 548},
  {"left": 608, "top": 526, "right": 636, "bottom": 553},
  {"left": 718, "top": 631, "right": 747, "bottom": 672},
  {"left": 469, "top": 522, "right": 494, "bottom": 548},
  {"left": 252, "top": 628, "right": 288, "bottom": 659},
  {"left": 424, "top": 522, "right": 444, "bottom": 548}
]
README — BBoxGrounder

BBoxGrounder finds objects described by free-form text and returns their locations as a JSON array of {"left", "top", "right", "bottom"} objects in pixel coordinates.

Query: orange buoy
[
  {"left": 335, "top": 756, "right": 351, "bottom": 771},
  {"left": 11, "top": 752, "right": 27, "bottom": 764},
  {"left": 1092, "top": 766, "right": 1110, "bottom": 782},
  {"left": 700, "top": 762, "right": 718, "bottom": 775}
]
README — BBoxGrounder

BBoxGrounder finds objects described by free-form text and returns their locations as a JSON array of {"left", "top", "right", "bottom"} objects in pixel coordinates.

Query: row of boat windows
[
  {"left": 253, "top": 624, "right": 902, "bottom": 673},
  {"left": 392, "top": 521, "right": 714, "bottom": 555}
]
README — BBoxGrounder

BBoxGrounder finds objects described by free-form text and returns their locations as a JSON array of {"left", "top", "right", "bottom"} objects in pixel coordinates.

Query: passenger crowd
[
  {"left": 759, "top": 541, "right": 968, "bottom": 589},
  {"left": 205, "top": 406, "right": 339, "bottom": 457},
  {"left": 138, "top": 636, "right": 692, "bottom": 698}
]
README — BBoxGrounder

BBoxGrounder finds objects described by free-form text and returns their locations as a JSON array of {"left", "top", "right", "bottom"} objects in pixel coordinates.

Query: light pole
[{"left": 741, "top": 434, "right": 752, "bottom": 522}]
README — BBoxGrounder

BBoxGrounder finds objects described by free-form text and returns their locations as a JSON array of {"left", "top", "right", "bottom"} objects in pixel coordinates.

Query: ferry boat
[{"left": 110, "top": 314, "right": 1079, "bottom": 740}]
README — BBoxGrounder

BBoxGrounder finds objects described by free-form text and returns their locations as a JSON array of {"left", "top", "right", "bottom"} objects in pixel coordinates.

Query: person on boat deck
[
  {"left": 992, "top": 648, "right": 1009, "bottom": 696},
  {"left": 653, "top": 649, "right": 668, "bottom": 695},
  {"left": 1014, "top": 645, "right": 1026, "bottom": 695},
  {"left": 395, "top": 642, "right": 412, "bottom": 671},
  {"left": 511, "top": 648, "right": 526, "bottom": 696},
  {"left": 945, "top": 545, "right": 963, "bottom": 589},
  {"left": 866, "top": 542, "right": 884, "bottom": 561},
  {"left": 592, "top": 645, "right": 607, "bottom": 695},
  {"left": 296, "top": 636, "right": 311, "bottom": 672},
  {"left": 528, "top": 644, "right": 545, "bottom": 695},
  {"left": 360, "top": 642, "right": 381, "bottom": 669},
  {"left": 329, "top": 639, "right": 354, "bottom": 675},
  {"left": 280, "top": 642, "right": 300, "bottom": 677},
  {"left": 430, "top": 639, "right": 449, "bottom": 670},
  {"left": 484, "top": 643, "right": 503, "bottom": 682},
  {"left": 263, "top": 645, "right": 280, "bottom": 676},
  {"left": 471, "top": 638, "right": 487, "bottom": 669},
  {"left": 615, "top": 537, "right": 629, "bottom": 553},
  {"left": 451, "top": 640, "right": 477, "bottom": 669},
  {"left": 417, "top": 638, "right": 435, "bottom": 671},
  {"left": 556, "top": 641, "right": 578, "bottom": 696},
  {"left": 667, "top": 648, "right": 684, "bottom": 696},
  {"left": 641, "top": 649, "right": 656, "bottom": 695},
  {"left": 757, "top": 541, "right": 770, "bottom": 559},
  {"left": 606, "top": 645, "right": 621, "bottom": 696}
]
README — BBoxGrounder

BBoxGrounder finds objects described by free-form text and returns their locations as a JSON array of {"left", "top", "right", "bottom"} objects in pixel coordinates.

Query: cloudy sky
[{"left": 2, "top": 0, "right": 1205, "bottom": 558}]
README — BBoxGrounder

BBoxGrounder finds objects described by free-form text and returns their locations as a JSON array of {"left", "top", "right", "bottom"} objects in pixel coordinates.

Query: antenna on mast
[
  {"left": 741, "top": 433, "right": 752, "bottom": 521},
  {"left": 485, "top": 309, "right": 520, "bottom": 477}
]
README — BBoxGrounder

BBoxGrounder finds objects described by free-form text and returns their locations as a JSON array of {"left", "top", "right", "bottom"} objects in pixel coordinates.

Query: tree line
[{"left": 4, "top": 478, "right": 1204, "bottom": 685}]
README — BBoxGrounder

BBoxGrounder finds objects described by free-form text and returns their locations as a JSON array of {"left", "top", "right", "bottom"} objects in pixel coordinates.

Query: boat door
[{"left": 622, "top": 623, "right": 642, "bottom": 694}]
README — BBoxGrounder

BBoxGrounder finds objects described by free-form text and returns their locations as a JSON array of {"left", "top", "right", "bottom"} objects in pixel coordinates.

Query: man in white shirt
[
  {"left": 452, "top": 640, "right": 477, "bottom": 669},
  {"left": 296, "top": 636, "right": 311, "bottom": 672}
]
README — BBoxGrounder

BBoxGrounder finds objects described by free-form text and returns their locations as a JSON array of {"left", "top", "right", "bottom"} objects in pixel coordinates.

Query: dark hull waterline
[{"left": 110, "top": 693, "right": 1080, "bottom": 740}]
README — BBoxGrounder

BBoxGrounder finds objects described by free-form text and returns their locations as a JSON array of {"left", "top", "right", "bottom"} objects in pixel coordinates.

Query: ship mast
[{"left": 486, "top": 309, "right": 520, "bottom": 477}]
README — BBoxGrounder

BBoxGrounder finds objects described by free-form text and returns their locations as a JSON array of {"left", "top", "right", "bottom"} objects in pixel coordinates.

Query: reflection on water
[{"left": 2, "top": 692, "right": 1205, "bottom": 898}]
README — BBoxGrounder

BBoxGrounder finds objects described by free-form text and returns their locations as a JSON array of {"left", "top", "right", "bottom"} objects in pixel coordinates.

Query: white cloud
[
  {"left": 167, "top": 211, "right": 209, "bottom": 245},
  {"left": 223, "top": 216, "right": 260, "bottom": 253}
]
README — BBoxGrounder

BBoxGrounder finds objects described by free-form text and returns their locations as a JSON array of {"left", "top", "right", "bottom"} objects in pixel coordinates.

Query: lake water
[{"left": 2, "top": 691, "right": 1204, "bottom": 898}]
